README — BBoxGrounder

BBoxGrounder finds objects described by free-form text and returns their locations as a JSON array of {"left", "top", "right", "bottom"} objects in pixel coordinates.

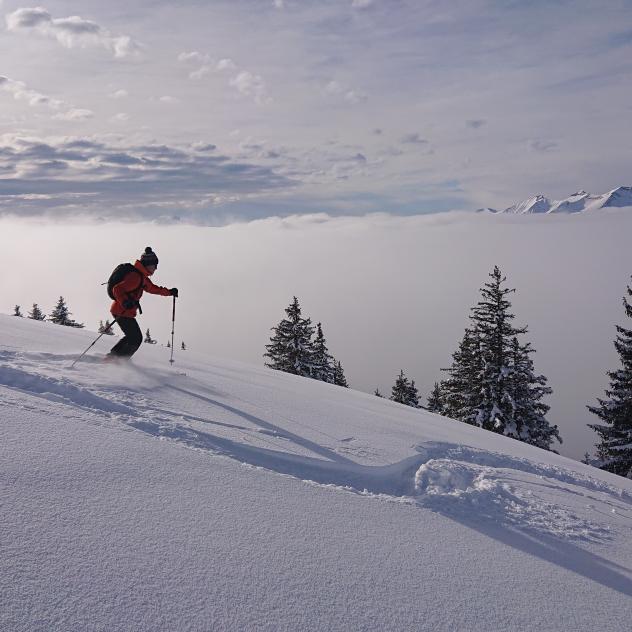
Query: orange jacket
[{"left": 110, "top": 260, "right": 171, "bottom": 318}]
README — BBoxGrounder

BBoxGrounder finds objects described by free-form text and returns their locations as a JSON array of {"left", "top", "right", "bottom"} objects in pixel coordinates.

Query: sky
[
  {"left": 1, "top": 1, "right": 631, "bottom": 461},
  {"left": 0, "top": 0, "right": 631, "bottom": 220}
]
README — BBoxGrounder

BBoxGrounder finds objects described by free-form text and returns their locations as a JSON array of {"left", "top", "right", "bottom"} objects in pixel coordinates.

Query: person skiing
[{"left": 107, "top": 247, "right": 178, "bottom": 359}]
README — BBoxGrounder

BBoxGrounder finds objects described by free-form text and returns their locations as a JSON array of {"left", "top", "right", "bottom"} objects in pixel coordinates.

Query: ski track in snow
[{"left": 2, "top": 348, "right": 632, "bottom": 543}]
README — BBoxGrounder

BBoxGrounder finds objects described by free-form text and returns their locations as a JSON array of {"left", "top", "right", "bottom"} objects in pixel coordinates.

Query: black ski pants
[{"left": 109, "top": 317, "right": 143, "bottom": 358}]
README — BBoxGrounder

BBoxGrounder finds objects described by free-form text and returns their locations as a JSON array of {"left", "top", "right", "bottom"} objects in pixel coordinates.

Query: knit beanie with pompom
[{"left": 140, "top": 246, "right": 159, "bottom": 268}]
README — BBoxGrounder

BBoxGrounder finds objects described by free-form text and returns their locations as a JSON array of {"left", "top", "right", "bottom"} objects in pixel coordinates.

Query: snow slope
[{"left": 2, "top": 315, "right": 632, "bottom": 631}]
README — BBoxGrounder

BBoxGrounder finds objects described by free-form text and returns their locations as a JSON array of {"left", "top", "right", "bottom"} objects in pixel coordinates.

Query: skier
[{"left": 107, "top": 247, "right": 178, "bottom": 359}]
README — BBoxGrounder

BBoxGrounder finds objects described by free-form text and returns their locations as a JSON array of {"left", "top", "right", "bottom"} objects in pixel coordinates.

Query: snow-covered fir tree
[
  {"left": 441, "top": 267, "right": 560, "bottom": 450},
  {"left": 332, "top": 359, "right": 348, "bottom": 388},
  {"left": 441, "top": 328, "right": 483, "bottom": 422},
  {"left": 391, "top": 370, "right": 409, "bottom": 404},
  {"left": 49, "top": 297, "right": 84, "bottom": 328},
  {"left": 98, "top": 320, "right": 116, "bottom": 335},
  {"left": 181, "top": 342, "right": 186, "bottom": 351},
  {"left": 144, "top": 329, "right": 156, "bottom": 344},
  {"left": 588, "top": 276, "right": 632, "bottom": 478},
  {"left": 426, "top": 382, "right": 444, "bottom": 414},
  {"left": 13, "top": 305, "right": 23, "bottom": 317},
  {"left": 374, "top": 388, "right": 383, "bottom": 398},
  {"left": 407, "top": 379, "right": 421, "bottom": 408},
  {"left": 28, "top": 303, "right": 45, "bottom": 321},
  {"left": 311, "top": 323, "right": 334, "bottom": 383},
  {"left": 167, "top": 340, "right": 171, "bottom": 348},
  {"left": 390, "top": 370, "right": 418, "bottom": 407},
  {"left": 264, "top": 296, "right": 315, "bottom": 377},
  {"left": 469, "top": 266, "right": 527, "bottom": 432},
  {"left": 507, "top": 337, "right": 560, "bottom": 450}
]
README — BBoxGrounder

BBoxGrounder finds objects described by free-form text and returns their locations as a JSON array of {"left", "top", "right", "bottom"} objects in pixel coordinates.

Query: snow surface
[{"left": 2, "top": 315, "right": 632, "bottom": 631}]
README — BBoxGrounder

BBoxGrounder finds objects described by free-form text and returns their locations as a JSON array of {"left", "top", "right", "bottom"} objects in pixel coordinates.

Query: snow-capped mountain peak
[
  {"left": 599, "top": 185, "right": 632, "bottom": 208},
  {"left": 504, "top": 194, "right": 551, "bottom": 214},
  {"left": 492, "top": 186, "right": 632, "bottom": 214}
]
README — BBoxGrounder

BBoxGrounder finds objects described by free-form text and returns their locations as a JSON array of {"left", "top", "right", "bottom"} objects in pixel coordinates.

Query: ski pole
[
  {"left": 70, "top": 318, "right": 118, "bottom": 369},
  {"left": 169, "top": 296, "right": 176, "bottom": 365}
]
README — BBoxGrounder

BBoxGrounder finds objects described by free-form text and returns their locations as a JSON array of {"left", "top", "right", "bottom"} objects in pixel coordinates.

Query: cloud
[
  {"left": 216, "top": 58, "right": 237, "bottom": 71},
  {"left": 108, "top": 89, "right": 128, "bottom": 99},
  {"left": 192, "top": 142, "right": 217, "bottom": 152},
  {"left": 352, "top": 0, "right": 373, "bottom": 7},
  {"left": 528, "top": 139, "right": 559, "bottom": 152},
  {"left": 400, "top": 133, "right": 428, "bottom": 145},
  {"left": 229, "top": 71, "right": 271, "bottom": 105},
  {"left": 179, "top": 52, "right": 269, "bottom": 104},
  {"left": 273, "top": 0, "right": 285, "bottom": 8},
  {"left": 325, "top": 81, "right": 367, "bottom": 104},
  {"left": 0, "top": 74, "right": 63, "bottom": 109},
  {"left": 188, "top": 66, "right": 212, "bottom": 80},
  {"left": 111, "top": 113, "right": 130, "bottom": 122},
  {"left": 466, "top": 119, "right": 486, "bottom": 129},
  {"left": 52, "top": 108, "right": 94, "bottom": 121},
  {"left": 5, "top": 7, "right": 140, "bottom": 58},
  {"left": 177, "top": 51, "right": 211, "bottom": 64},
  {"left": 0, "top": 74, "right": 91, "bottom": 122},
  {"left": 0, "top": 134, "right": 293, "bottom": 221},
  {"left": 158, "top": 96, "right": 179, "bottom": 104}
]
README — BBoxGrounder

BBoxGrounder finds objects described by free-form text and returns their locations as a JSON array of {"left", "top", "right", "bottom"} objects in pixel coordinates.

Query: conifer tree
[
  {"left": 103, "top": 319, "right": 115, "bottom": 335},
  {"left": 13, "top": 305, "right": 23, "bottom": 317},
  {"left": 441, "top": 267, "right": 560, "bottom": 450},
  {"left": 391, "top": 370, "right": 418, "bottom": 407},
  {"left": 181, "top": 342, "right": 186, "bottom": 350},
  {"left": 28, "top": 303, "right": 45, "bottom": 321},
  {"left": 426, "top": 382, "right": 444, "bottom": 414},
  {"left": 264, "top": 296, "right": 315, "bottom": 377},
  {"left": 50, "top": 297, "right": 70, "bottom": 325},
  {"left": 469, "top": 266, "right": 526, "bottom": 432},
  {"left": 167, "top": 340, "right": 171, "bottom": 348},
  {"left": 49, "top": 296, "right": 83, "bottom": 327},
  {"left": 581, "top": 453, "right": 593, "bottom": 466},
  {"left": 144, "top": 328, "right": 156, "bottom": 344},
  {"left": 375, "top": 388, "right": 383, "bottom": 398},
  {"left": 332, "top": 359, "right": 348, "bottom": 388},
  {"left": 506, "top": 337, "right": 560, "bottom": 450},
  {"left": 441, "top": 328, "right": 483, "bottom": 422},
  {"left": 98, "top": 320, "right": 115, "bottom": 335},
  {"left": 588, "top": 276, "right": 632, "bottom": 478},
  {"left": 391, "top": 370, "right": 409, "bottom": 404},
  {"left": 311, "top": 323, "right": 334, "bottom": 383},
  {"left": 407, "top": 379, "right": 421, "bottom": 408}
]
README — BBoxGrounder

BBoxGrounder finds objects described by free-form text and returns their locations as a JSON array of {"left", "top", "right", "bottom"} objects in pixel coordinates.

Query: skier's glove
[
  {"left": 122, "top": 299, "right": 138, "bottom": 310},
  {"left": 170, "top": 288, "right": 179, "bottom": 298}
]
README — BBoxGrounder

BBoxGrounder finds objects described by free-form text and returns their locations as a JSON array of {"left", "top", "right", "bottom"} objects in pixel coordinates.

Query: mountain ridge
[{"left": 478, "top": 186, "right": 632, "bottom": 214}]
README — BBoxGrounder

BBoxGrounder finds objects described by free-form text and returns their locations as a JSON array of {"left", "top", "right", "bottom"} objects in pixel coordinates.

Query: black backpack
[{"left": 107, "top": 263, "right": 143, "bottom": 300}]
